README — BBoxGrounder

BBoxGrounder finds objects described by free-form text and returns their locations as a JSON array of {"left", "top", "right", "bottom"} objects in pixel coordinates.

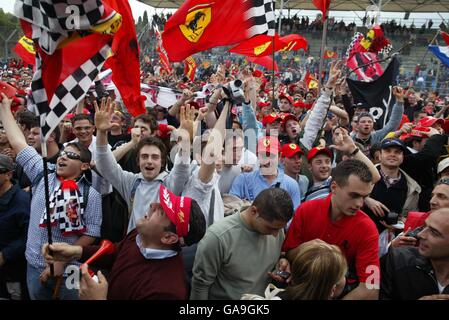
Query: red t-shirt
[{"left": 283, "top": 194, "right": 380, "bottom": 283}]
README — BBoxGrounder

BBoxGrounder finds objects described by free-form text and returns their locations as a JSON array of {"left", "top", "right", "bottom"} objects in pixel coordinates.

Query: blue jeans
[{"left": 26, "top": 263, "right": 79, "bottom": 300}]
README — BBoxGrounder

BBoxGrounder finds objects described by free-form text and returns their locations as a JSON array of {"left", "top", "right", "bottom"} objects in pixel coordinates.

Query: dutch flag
[{"left": 428, "top": 45, "right": 449, "bottom": 68}]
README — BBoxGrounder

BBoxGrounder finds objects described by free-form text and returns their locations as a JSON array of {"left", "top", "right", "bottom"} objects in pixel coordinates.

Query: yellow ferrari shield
[
  {"left": 180, "top": 7, "right": 212, "bottom": 43},
  {"left": 254, "top": 41, "right": 271, "bottom": 56}
]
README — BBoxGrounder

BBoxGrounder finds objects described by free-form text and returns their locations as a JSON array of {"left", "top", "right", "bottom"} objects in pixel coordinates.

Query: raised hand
[
  {"left": 392, "top": 86, "right": 405, "bottom": 103},
  {"left": 329, "top": 127, "right": 357, "bottom": 155},
  {"left": 179, "top": 104, "right": 195, "bottom": 142},
  {"left": 326, "top": 60, "right": 345, "bottom": 89},
  {"left": 0, "top": 93, "right": 12, "bottom": 110},
  {"left": 94, "top": 97, "right": 114, "bottom": 132}
]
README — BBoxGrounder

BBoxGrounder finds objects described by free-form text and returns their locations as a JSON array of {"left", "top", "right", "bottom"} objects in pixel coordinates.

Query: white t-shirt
[
  {"left": 182, "top": 166, "right": 224, "bottom": 226},
  {"left": 238, "top": 148, "right": 258, "bottom": 169}
]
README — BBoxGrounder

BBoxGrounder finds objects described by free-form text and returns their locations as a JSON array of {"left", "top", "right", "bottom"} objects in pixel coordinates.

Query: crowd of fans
[{"left": 1, "top": 50, "right": 449, "bottom": 301}]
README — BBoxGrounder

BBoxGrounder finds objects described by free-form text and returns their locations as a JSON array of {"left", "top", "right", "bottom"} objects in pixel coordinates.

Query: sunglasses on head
[
  {"left": 59, "top": 150, "right": 82, "bottom": 161},
  {"left": 438, "top": 178, "right": 449, "bottom": 186}
]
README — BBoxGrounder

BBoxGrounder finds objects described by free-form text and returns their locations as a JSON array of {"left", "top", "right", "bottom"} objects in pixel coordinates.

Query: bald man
[{"left": 380, "top": 208, "right": 449, "bottom": 300}]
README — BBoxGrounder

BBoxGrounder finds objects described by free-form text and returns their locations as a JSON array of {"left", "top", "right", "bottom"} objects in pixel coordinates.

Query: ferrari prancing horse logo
[{"left": 179, "top": 6, "right": 212, "bottom": 43}]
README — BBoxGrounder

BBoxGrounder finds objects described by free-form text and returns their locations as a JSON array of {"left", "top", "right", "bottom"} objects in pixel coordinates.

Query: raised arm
[
  {"left": 330, "top": 128, "right": 381, "bottom": 183},
  {"left": 300, "top": 60, "right": 343, "bottom": 150},
  {"left": 198, "top": 101, "right": 230, "bottom": 184},
  {"left": 0, "top": 93, "right": 28, "bottom": 154}
]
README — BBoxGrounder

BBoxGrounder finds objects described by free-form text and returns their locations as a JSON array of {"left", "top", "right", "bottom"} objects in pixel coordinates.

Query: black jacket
[
  {"left": 380, "top": 247, "right": 449, "bottom": 300},
  {"left": 400, "top": 134, "right": 447, "bottom": 211}
]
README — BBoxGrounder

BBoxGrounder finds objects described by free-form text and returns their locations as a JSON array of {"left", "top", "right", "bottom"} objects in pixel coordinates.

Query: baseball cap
[
  {"left": 262, "top": 113, "right": 281, "bottom": 127},
  {"left": 257, "top": 136, "right": 280, "bottom": 155},
  {"left": 307, "top": 147, "right": 333, "bottom": 162},
  {"left": 159, "top": 185, "right": 192, "bottom": 237},
  {"left": 409, "top": 126, "right": 431, "bottom": 139},
  {"left": 380, "top": 138, "right": 406, "bottom": 152},
  {"left": 281, "top": 143, "right": 304, "bottom": 158},
  {"left": 0, "top": 154, "right": 14, "bottom": 172},
  {"left": 353, "top": 102, "right": 369, "bottom": 111},
  {"left": 258, "top": 101, "right": 271, "bottom": 108},
  {"left": 419, "top": 116, "right": 444, "bottom": 128},
  {"left": 438, "top": 157, "right": 449, "bottom": 174},
  {"left": 278, "top": 93, "right": 293, "bottom": 105},
  {"left": 0, "top": 81, "right": 17, "bottom": 101},
  {"left": 281, "top": 114, "right": 299, "bottom": 130}
]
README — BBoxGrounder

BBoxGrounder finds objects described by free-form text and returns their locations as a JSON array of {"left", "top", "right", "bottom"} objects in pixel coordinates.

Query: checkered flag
[
  {"left": 14, "top": 0, "right": 119, "bottom": 141},
  {"left": 246, "top": 0, "right": 276, "bottom": 37},
  {"left": 14, "top": 0, "right": 117, "bottom": 55},
  {"left": 33, "top": 43, "right": 111, "bottom": 140}
]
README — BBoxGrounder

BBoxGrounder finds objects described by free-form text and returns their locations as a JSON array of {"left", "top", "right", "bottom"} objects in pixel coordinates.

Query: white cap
[{"left": 437, "top": 157, "right": 449, "bottom": 174}]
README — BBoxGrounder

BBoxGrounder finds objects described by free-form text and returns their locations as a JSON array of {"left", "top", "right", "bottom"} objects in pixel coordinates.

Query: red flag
[
  {"left": 154, "top": 25, "right": 173, "bottom": 73},
  {"left": 441, "top": 31, "right": 449, "bottom": 46},
  {"left": 14, "top": 36, "right": 35, "bottom": 66},
  {"left": 162, "top": 0, "right": 275, "bottom": 62},
  {"left": 103, "top": 0, "right": 145, "bottom": 117},
  {"left": 279, "top": 34, "right": 308, "bottom": 52},
  {"left": 229, "top": 34, "right": 287, "bottom": 57},
  {"left": 184, "top": 56, "right": 197, "bottom": 81},
  {"left": 323, "top": 49, "right": 338, "bottom": 59},
  {"left": 247, "top": 56, "right": 278, "bottom": 71},
  {"left": 305, "top": 71, "right": 319, "bottom": 89},
  {"left": 312, "top": 0, "right": 331, "bottom": 20}
]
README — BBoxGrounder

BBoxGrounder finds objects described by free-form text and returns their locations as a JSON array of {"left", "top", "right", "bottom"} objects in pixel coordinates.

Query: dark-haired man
[
  {"left": 42, "top": 185, "right": 206, "bottom": 300},
  {"left": 380, "top": 208, "right": 449, "bottom": 300},
  {"left": 284, "top": 160, "right": 380, "bottom": 300},
  {"left": 0, "top": 93, "right": 102, "bottom": 300},
  {"left": 191, "top": 188, "right": 294, "bottom": 300},
  {"left": 351, "top": 86, "right": 405, "bottom": 157},
  {"left": 94, "top": 98, "right": 192, "bottom": 234}
]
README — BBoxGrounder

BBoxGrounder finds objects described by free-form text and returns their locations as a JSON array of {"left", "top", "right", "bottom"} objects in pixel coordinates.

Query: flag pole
[
  {"left": 318, "top": 17, "right": 329, "bottom": 92},
  {"left": 40, "top": 129, "right": 54, "bottom": 278},
  {"left": 419, "top": 29, "right": 440, "bottom": 66}
]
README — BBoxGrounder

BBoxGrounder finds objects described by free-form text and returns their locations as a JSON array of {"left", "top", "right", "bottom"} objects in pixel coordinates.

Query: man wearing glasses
[
  {"left": 66, "top": 114, "right": 111, "bottom": 196},
  {"left": 0, "top": 93, "right": 102, "bottom": 300}
]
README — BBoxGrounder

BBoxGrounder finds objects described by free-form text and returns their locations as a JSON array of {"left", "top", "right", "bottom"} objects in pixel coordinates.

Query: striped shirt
[
  {"left": 16, "top": 146, "right": 102, "bottom": 271},
  {"left": 304, "top": 177, "right": 332, "bottom": 201}
]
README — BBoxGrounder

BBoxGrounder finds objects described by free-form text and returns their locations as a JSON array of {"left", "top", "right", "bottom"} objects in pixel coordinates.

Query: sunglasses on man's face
[{"left": 59, "top": 150, "right": 82, "bottom": 161}]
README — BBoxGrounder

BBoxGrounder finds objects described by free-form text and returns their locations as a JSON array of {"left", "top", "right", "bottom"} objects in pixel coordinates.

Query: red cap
[
  {"left": 159, "top": 185, "right": 192, "bottom": 237},
  {"left": 409, "top": 126, "right": 431, "bottom": 138},
  {"left": 252, "top": 70, "right": 263, "bottom": 78},
  {"left": 419, "top": 116, "right": 444, "bottom": 127},
  {"left": 262, "top": 113, "right": 281, "bottom": 127},
  {"left": 281, "top": 114, "right": 298, "bottom": 130},
  {"left": 257, "top": 136, "right": 280, "bottom": 154},
  {"left": 307, "top": 147, "right": 333, "bottom": 162},
  {"left": 258, "top": 101, "right": 271, "bottom": 108},
  {"left": 0, "top": 81, "right": 17, "bottom": 101},
  {"left": 281, "top": 143, "right": 304, "bottom": 158},
  {"left": 157, "top": 124, "right": 174, "bottom": 139},
  {"left": 278, "top": 93, "right": 293, "bottom": 105}
]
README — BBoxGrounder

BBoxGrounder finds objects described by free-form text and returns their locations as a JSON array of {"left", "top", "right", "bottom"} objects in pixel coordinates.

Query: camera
[
  {"left": 381, "top": 212, "right": 399, "bottom": 225},
  {"left": 222, "top": 79, "right": 245, "bottom": 105}
]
